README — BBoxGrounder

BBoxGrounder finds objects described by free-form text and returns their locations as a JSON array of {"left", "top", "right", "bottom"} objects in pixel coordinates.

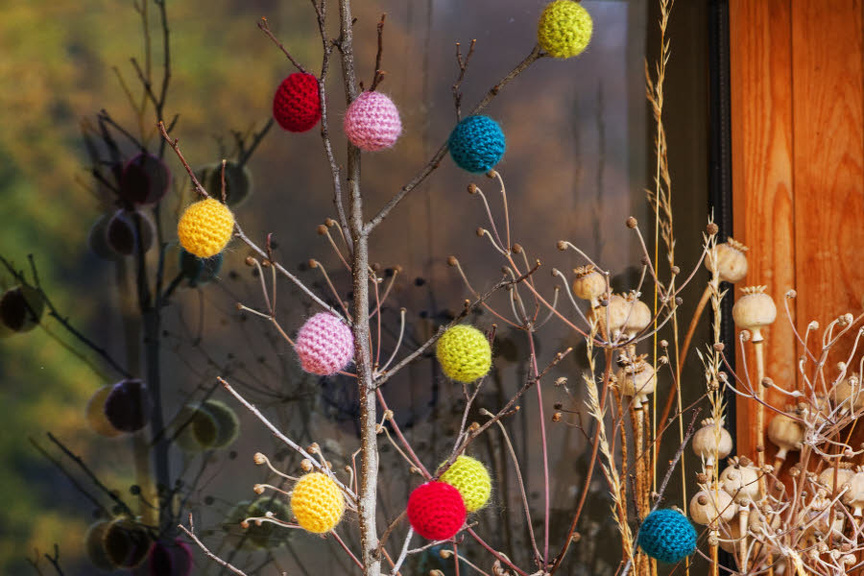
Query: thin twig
[
  {"left": 366, "top": 46, "right": 544, "bottom": 232},
  {"left": 257, "top": 18, "right": 309, "bottom": 74},
  {"left": 179, "top": 515, "right": 249, "bottom": 576},
  {"left": 451, "top": 39, "right": 477, "bottom": 120},
  {"left": 369, "top": 14, "right": 387, "bottom": 91}
]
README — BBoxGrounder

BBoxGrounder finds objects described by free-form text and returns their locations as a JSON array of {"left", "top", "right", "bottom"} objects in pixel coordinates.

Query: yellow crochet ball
[
  {"left": 290, "top": 472, "right": 345, "bottom": 533},
  {"left": 177, "top": 197, "right": 235, "bottom": 258},
  {"left": 436, "top": 325, "right": 492, "bottom": 383},
  {"left": 439, "top": 455, "right": 491, "bottom": 513},
  {"left": 537, "top": 0, "right": 593, "bottom": 59}
]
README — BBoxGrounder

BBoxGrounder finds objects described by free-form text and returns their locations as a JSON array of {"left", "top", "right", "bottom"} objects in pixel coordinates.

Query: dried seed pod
[
  {"left": 842, "top": 471, "right": 864, "bottom": 516},
  {"left": 732, "top": 286, "right": 776, "bottom": 341},
  {"left": 592, "top": 293, "right": 629, "bottom": 338},
  {"left": 767, "top": 410, "right": 805, "bottom": 461},
  {"left": 692, "top": 418, "right": 733, "bottom": 467},
  {"left": 720, "top": 459, "right": 761, "bottom": 503},
  {"left": 689, "top": 488, "right": 737, "bottom": 526},
  {"left": 622, "top": 293, "right": 652, "bottom": 338},
  {"left": 818, "top": 464, "right": 854, "bottom": 497},
  {"left": 571, "top": 265, "right": 606, "bottom": 306},
  {"left": 708, "top": 238, "right": 748, "bottom": 283},
  {"left": 833, "top": 374, "right": 864, "bottom": 413},
  {"left": 717, "top": 519, "right": 742, "bottom": 554},
  {"left": 807, "top": 395, "right": 831, "bottom": 429},
  {"left": 748, "top": 506, "right": 780, "bottom": 535},
  {"left": 615, "top": 355, "right": 656, "bottom": 409},
  {"left": 804, "top": 496, "right": 845, "bottom": 542}
]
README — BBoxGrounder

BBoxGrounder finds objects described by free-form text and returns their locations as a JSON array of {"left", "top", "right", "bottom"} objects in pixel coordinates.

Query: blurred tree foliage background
[{"left": 0, "top": 0, "right": 659, "bottom": 573}]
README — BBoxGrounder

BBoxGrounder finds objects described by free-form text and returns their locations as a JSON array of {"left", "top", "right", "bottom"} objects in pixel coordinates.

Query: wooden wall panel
[
  {"left": 729, "top": 0, "right": 797, "bottom": 456},
  {"left": 731, "top": 0, "right": 864, "bottom": 458},
  {"left": 791, "top": 1, "right": 864, "bottom": 338}
]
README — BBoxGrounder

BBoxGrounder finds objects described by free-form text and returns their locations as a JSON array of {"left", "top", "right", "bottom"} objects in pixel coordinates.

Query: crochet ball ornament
[
  {"left": 273, "top": 73, "right": 322, "bottom": 132},
  {"left": 177, "top": 198, "right": 235, "bottom": 258},
  {"left": 88, "top": 214, "right": 123, "bottom": 261},
  {"left": 407, "top": 481, "right": 466, "bottom": 541},
  {"left": 197, "top": 161, "right": 254, "bottom": 207},
  {"left": 84, "top": 521, "right": 115, "bottom": 571},
  {"left": 86, "top": 385, "right": 123, "bottom": 438},
  {"left": 435, "top": 324, "right": 492, "bottom": 383},
  {"left": 295, "top": 312, "right": 354, "bottom": 376},
  {"left": 290, "top": 472, "right": 345, "bottom": 533},
  {"left": 102, "top": 518, "right": 150, "bottom": 568},
  {"left": 131, "top": 539, "right": 192, "bottom": 576},
  {"left": 176, "top": 399, "right": 239, "bottom": 451},
  {"left": 119, "top": 152, "right": 172, "bottom": 205},
  {"left": 448, "top": 115, "right": 506, "bottom": 174},
  {"left": 106, "top": 210, "right": 156, "bottom": 257},
  {"left": 223, "top": 498, "right": 292, "bottom": 550},
  {"left": 104, "top": 379, "right": 151, "bottom": 433},
  {"left": 537, "top": 0, "right": 593, "bottom": 59},
  {"left": 0, "top": 285, "right": 44, "bottom": 333},
  {"left": 343, "top": 91, "right": 402, "bottom": 151},
  {"left": 179, "top": 248, "right": 223, "bottom": 287},
  {"left": 439, "top": 455, "right": 492, "bottom": 512},
  {"left": 637, "top": 509, "right": 697, "bottom": 564}
]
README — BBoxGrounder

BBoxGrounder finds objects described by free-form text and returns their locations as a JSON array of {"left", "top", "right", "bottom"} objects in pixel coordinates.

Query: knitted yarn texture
[
  {"left": 537, "top": 0, "right": 593, "bottom": 58},
  {"left": 407, "top": 481, "right": 466, "bottom": 541},
  {"left": 177, "top": 198, "right": 235, "bottom": 258},
  {"left": 290, "top": 472, "right": 345, "bottom": 533},
  {"left": 295, "top": 312, "right": 354, "bottom": 375},
  {"left": 343, "top": 91, "right": 402, "bottom": 151},
  {"left": 273, "top": 73, "right": 322, "bottom": 133},
  {"left": 637, "top": 509, "right": 697, "bottom": 564},
  {"left": 439, "top": 455, "right": 491, "bottom": 512},
  {"left": 436, "top": 324, "right": 492, "bottom": 383},
  {"left": 448, "top": 115, "right": 506, "bottom": 173}
]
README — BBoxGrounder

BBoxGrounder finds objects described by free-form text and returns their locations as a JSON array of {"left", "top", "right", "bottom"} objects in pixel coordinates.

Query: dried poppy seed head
[
  {"left": 709, "top": 237, "right": 749, "bottom": 283},
  {"left": 571, "top": 265, "right": 606, "bottom": 306},
  {"left": 732, "top": 286, "right": 776, "bottom": 340}
]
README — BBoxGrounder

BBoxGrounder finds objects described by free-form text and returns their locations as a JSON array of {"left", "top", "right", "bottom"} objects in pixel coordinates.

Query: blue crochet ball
[
  {"left": 637, "top": 509, "right": 697, "bottom": 564},
  {"left": 448, "top": 115, "right": 506, "bottom": 173}
]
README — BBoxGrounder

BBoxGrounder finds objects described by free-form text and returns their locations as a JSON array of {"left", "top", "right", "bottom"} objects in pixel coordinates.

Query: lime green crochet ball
[
  {"left": 537, "top": 0, "right": 593, "bottom": 59},
  {"left": 436, "top": 325, "right": 492, "bottom": 383},
  {"left": 439, "top": 455, "right": 492, "bottom": 512}
]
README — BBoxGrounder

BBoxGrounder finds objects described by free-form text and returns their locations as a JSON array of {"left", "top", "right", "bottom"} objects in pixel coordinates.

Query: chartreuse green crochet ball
[
  {"left": 637, "top": 509, "right": 697, "bottom": 564},
  {"left": 439, "top": 455, "right": 491, "bottom": 512},
  {"left": 435, "top": 325, "right": 492, "bottom": 383},
  {"left": 537, "top": 0, "right": 593, "bottom": 59}
]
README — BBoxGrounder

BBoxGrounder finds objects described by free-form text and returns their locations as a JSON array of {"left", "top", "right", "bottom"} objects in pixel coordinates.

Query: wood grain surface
[{"left": 730, "top": 0, "right": 864, "bottom": 458}]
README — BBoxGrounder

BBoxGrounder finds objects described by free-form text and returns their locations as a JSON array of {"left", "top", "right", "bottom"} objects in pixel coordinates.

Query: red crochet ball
[
  {"left": 407, "top": 481, "right": 466, "bottom": 541},
  {"left": 273, "top": 73, "right": 322, "bottom": 133}
]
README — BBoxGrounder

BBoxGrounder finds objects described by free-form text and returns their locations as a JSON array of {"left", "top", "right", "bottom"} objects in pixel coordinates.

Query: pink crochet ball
[
  {"left": 407, "top": 481, "right": 466, "bottom": 541},
  {"left": 343, "top": 91, "right": 402, "bottom": 151},
  {"left": 295, "top": 312, "right": 354, "bottom": 376}
]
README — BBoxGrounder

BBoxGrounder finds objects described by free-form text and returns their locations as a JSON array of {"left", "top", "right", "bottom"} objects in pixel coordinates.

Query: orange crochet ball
[{"left": 177, "top": 198, "right": 235, "bottom": 258}]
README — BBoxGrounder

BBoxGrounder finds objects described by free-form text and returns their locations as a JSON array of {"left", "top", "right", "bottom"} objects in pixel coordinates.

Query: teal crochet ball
[
  {"left": 637, "top": 509, "right": 697, "bottom": 564},
  {"left": 448, "top": 115, "right": 506, "bottom": 173}
]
